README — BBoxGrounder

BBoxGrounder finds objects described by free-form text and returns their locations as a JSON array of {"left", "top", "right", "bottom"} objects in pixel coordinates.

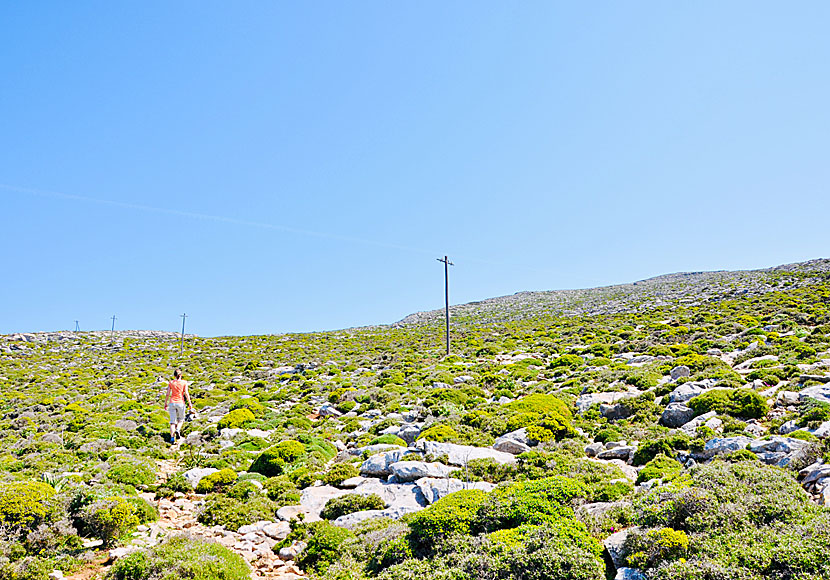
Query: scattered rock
[
  {"left": 414, "top": 441, "right": 517, "bottom": 466},
  {"left": 493, "top": 428, "right": 532, "bottom": 454},
  {"left": 660, "top": 403, "right": 695, "bottom": 428}
]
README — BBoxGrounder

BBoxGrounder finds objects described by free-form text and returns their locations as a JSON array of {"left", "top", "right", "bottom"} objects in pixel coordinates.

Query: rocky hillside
[
  {"left": 397, "top": 258, "right": 830, "bottom": 326},
  {"left": 3, "top": 258, "right": 830, "bottom": 580}
]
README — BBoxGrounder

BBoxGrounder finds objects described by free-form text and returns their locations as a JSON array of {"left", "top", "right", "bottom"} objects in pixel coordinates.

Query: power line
[{"left": 437, "top": 256, "right": 454, "bottom": 356}]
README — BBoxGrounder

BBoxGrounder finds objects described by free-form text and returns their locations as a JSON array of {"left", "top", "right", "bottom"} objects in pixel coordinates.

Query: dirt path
[
  {"left": 152, "top": 449, "right": 306, "bottom": 580},
  {"left": 66, "top": 448, "right": 306, "bottom": 580}
]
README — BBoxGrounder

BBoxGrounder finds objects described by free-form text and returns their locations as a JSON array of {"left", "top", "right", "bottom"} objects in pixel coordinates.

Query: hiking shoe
[{"left": 170, "top": 436, "right": 176, "bottom": 445}]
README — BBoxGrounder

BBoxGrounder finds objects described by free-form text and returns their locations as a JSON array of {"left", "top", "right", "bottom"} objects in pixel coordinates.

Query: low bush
[
  {"left": 0, "top": 481, "right": 55, "bottom": 531},
  {"left": 248, "top": 448, "right": 286, "bottom": 477},
  {"left": 408, "top": 490, "right": 489, "bottom": 545},
  {"left": 197, "top": 494, "right": 277, "bottom": 532},
  {"left": 107, "top": 459, "right": 155, "bottom": 487},
  {"left": 637, "top": 454, "right": 683, "bottom": 484},
  {"left": 229, "top": 398, "right": 265, "bottom": 417},
  {"left": 297, "top": 521, "right": 356, "bottom": 573},
  {"left": 108, "top": 536, "right": 249, "bottom": 580},
  {"left": 688, "top": 388, "right": 768, "bottom": 419},
  {"left": 195, "top": 469, "right": 238, "bottom": 494},
  {"left": 321, "top": 463, "right": 359, "bottom": 486},
  {"left": 218, "top": 409, "right": 256, "bottom": 431},
  {"left": 625, "top": 527, "right": 689, "bottom": 569},
  {"left": 475, "top": 476, "right": 589, "bottom": 532},
  {"left": 416, "top": 425, "right": 458, "bottom": 442},
  {"left": 79, "top": 497, "right": 139, "bottom": 546},
  {"left": 263, "top": 476, "right": 301, "bottom": 505},
  {"left": 320, "top": 493, "right": 385, "bottom": 520}
]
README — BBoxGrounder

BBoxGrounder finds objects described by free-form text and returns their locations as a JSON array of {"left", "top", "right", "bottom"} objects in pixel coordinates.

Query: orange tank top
[{"left": 168, "top": 380, "right": 187, "bottom": 403}]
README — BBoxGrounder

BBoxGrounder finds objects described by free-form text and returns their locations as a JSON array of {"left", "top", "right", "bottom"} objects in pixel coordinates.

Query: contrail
[
  {"left": 0, "top": 182, "right": 435, "bottom": 255},
  {"left": 0, "top": 182, "right": 579, "bottom": 279}
]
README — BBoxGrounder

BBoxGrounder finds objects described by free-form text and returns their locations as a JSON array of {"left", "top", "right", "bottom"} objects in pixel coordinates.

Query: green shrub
[
  {"left": 320, "top": 493, "right": 385, "bottom": 520},
  {"left": 625, "top": 527, "right": 689, "bottom": 569},
  {"left": 633, "top": 439, "right": 674, "bottom": 466},
  {"left": 637, "top": 454, "right": 683, "bottom": 484},
  {"left": 368, "top": 434, "right": 407, "bottom": 447},
  {"left": 248, "top": 448, "right": 286, "bottom": 477},
  {"left": 449, "top": 457, "right": 516, "bottom": 484},
  {"left": 273, "top": 440, "right": 306, "bottom": 462},
  {"left": 0, "top": 481, "right": 55, "bottom": 530},
  {"left": 416, "top": 424, "right": 458, "bottom": 442},
  {"left": 321, "top": 463, "right": 359, "bottom": 486},
  {"left": 788, "top": 429, "right": 818, "bottom": 442},
  {"left": 108, "top": 536, "right": 249, "bottom": 580},
  {"left": 107, "top": 460, "right": 155, "bottom": 487},
  {"left": 297, "top": 521, "right": 355, "bottom": 573},
  {"left": 197, "top": 494, "right": 277, "bottom": 531},
  {"left": 688, "top": 388, "right": 768, "bottom": 419},
  {"left": 195, "top": 468, "right": 238, "bottom": 494},
  {"left": 507, "top": 394, "right": 572, "bottom": 418},
  {"left": 408, "top": 490, "right": 489, "bottom": 545},
  {"left": 227, "top": 480, "right": 260, "bottom": 500},
  {"left": 229, "top": 398, "right": 265, "bottom": 417},
  {"left": 475, "top": 476, "right": 589, "bottom": 532},
  {"left": 263, "top": 476, "right": 301, "bottom": 505},
  {"left": 218, "top": 408, "right": 255, "bottom": 430},
  {"left": 80, "top": 497, "right": 139, "bottom": 546},
  {"left": 548, "top": 355, "right": 584, "bottom": 370}
]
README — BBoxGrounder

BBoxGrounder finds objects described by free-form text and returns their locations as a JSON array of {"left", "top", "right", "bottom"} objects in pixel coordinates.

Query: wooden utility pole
[
  {"left": 180, "top": 313, "right": 188, "bottom": 354},
  {"left": 74, "top": 320, "right": 80, "bottom": 332},
  {"left": 110, "top": 315, "right": 117, "bottom": 344},
  {"left": 436, "top": 256, "right": 454, "bottom": 356}
]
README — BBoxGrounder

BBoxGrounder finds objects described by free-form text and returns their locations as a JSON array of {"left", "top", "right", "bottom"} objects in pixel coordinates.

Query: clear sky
[{"left": 2, "top": 2, "right": 829, "bottom": 336}]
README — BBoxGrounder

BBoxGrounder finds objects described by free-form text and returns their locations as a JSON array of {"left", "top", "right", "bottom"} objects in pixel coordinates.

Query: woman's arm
[{"left": 184, "top": 383, "right": 194, "bottom": 410}]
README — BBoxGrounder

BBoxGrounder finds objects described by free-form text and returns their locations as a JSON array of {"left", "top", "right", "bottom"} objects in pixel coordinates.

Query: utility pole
[
  {"left": 436, "top": 256, "right": 454, "bottom": 356},
  {"left": 180, "top": 313, "right": 187, "bottom": 354},
  {"left": 74, "top": 320, "right": 80, "bottom": 332},
  {"left": 110, "top": 315, "right": 117, "bottom": 344}
]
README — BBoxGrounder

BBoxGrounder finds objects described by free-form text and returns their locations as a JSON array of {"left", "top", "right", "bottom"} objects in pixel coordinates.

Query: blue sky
[{"left": 2, "top": 2, "right": 829, "bottom": 336}]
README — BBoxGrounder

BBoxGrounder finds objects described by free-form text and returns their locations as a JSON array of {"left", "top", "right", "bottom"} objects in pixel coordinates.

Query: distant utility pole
[
  {"left": 436, "top": 255, "right": 454, "bottom": 356},
  {"left": 180, "top": 313, "right": 188, "bottom": 354},
  {"left": 74, "top": 320, "right": 80, "bottom": 332},
  {"left": 110, "top": 315, "right": 117, "bottom": 344}
]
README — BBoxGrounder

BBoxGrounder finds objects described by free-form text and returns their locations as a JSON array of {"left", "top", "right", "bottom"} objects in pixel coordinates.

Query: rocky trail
[
  {"left": 148, "top": 447, "right": 306, "bottom": 580},
  {"left": 62, "top": 446, "right": 307, "bottom": 580}
]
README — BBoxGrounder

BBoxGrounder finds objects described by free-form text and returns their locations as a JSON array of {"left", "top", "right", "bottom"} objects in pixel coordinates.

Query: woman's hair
[{"left": 173, "top": 368, "right": 183, "bottom": 379}]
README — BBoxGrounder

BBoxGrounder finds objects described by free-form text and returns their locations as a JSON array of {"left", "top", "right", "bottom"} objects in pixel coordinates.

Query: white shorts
[{"left": 169, "top": 403, "right": 186, "bottom": 424}]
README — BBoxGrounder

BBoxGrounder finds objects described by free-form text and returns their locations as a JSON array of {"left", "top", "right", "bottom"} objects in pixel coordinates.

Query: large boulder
[
  {"left": 414, "top": 441, "right": 517, "bottom": 466},
  {"left": 670, "top": 366, "right": 691, "bottom": 380},
  {"left": 701, "top": 436, "right": 754, "bottom": 458},
  {"left": 493, "top": 428, "right": 532, "bottom": 455},
  {"left": 414, "top": 477, "right": 496, "bottom": 504},
  {"left": 604, "top": 527, "right": 639, "bottom": 570},
  {"left": 668, "top": 382, "right": 707, "bottom": 403},
  {"left": 332, "top": 506, "right": 420, "bottom": 528},
  {"left": 800, "top": 385, "right": 830, "bottom": 405},
  {"left": 360, "top": 449, "right": 416, "bottom": 477},
  {"left": 576, "top": 391, "right": 637, "bottom": 414},
  {"left": 679, "top": 411, "right": 718, "bottom": 435},
  {"left": 660, "top": 403, "right": 695, "bottom": 428},
  {"left": 389, "top": 461, "right": 452, "bottom": 482}
]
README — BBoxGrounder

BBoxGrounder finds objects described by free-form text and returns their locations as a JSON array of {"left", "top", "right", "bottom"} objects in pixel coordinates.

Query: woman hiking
[{"left": 164, "top": 368, "right": 194, "bottom": 444}]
